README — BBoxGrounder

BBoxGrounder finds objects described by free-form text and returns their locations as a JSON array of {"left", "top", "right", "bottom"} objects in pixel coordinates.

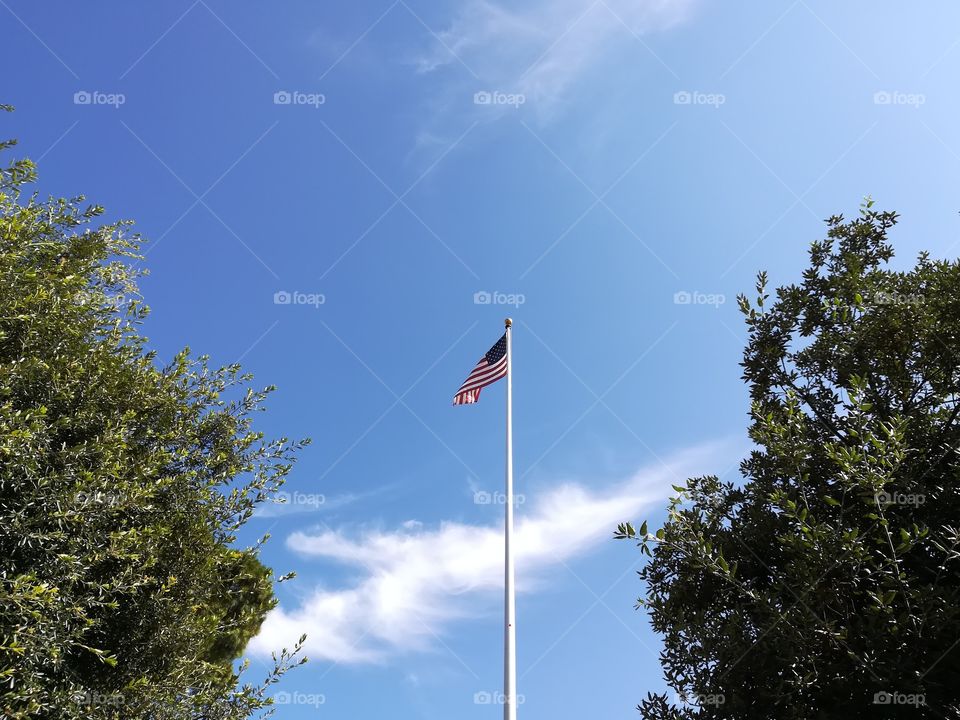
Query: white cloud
[
  {"left": 414, "top": 0, "right": 697, "bottom": 117},
  {"left": 247, "top": 440, "right": 732, "bottom": 664}
]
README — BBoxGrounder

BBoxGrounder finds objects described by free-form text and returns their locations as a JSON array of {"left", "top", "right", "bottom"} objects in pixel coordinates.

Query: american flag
[{"left": 453, "top": 333, "right": 508, "bottom": 405}]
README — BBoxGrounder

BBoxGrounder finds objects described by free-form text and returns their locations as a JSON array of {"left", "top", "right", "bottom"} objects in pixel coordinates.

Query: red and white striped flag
[{"left": 452, "top": 333, "right": 508, "bottom": 405}]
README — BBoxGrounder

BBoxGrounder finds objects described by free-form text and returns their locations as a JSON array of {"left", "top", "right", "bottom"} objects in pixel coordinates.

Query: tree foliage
[
  {"left": 618, "top": 200, "right": 960, "bottom": 719},
  {"left": 0, "top": 106, "right": 308, "bottom": 719}
]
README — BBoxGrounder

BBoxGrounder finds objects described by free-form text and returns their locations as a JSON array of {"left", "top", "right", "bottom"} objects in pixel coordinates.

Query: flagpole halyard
[{"left": 503, "top": 317, "right": 517, "bottom": 720}]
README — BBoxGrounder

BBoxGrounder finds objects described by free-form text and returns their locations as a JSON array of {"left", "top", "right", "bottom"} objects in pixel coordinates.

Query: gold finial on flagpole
[{"left": 504, "top": 318, "right": 513, "bottom": 328}]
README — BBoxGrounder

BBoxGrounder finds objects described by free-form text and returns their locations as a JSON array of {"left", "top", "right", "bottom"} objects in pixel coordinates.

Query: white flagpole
[{"left": 503, "top": 317, "right": 517, "bottom": 720}]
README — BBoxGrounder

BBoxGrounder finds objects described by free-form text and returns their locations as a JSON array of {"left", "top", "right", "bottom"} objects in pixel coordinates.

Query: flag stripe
[
  {"left": 458, "top": 353, "right": 507, "bottom": 390},
  {"left": 460, "top": 370, "right": 505, "bottom": 395},
  {"left": 457, "top": 356, "right": 507, "bottom": 393}
]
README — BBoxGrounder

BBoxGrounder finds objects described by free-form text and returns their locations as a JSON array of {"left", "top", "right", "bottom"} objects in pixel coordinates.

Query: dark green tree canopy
[
  {"left": 0, "top": 107, "right": 307, "bottom": 719},
  {"left": 619, "top": 200, "right": 960, "bottom": 719}
]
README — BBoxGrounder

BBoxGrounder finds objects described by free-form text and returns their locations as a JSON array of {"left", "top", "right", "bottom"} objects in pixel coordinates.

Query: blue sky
[{"left": 4, "top": 1, "right": 960, "bottom": 717}]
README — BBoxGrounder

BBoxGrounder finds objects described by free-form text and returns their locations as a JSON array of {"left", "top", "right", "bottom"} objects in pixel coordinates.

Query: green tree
[
  {"left": 0, "top": 106, "right": 308, "bottom": 719},
  {"left": 618, "top": 200, "right": 960, "bottom": 719}
]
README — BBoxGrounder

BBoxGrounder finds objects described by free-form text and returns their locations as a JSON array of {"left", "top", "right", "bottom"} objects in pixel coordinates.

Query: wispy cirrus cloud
[
  {"left": 412, "top": 0, "right": 696, "bottom": 121},
  {"left": 247, "top": 439, "right": 733, "bottom": 664}
]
